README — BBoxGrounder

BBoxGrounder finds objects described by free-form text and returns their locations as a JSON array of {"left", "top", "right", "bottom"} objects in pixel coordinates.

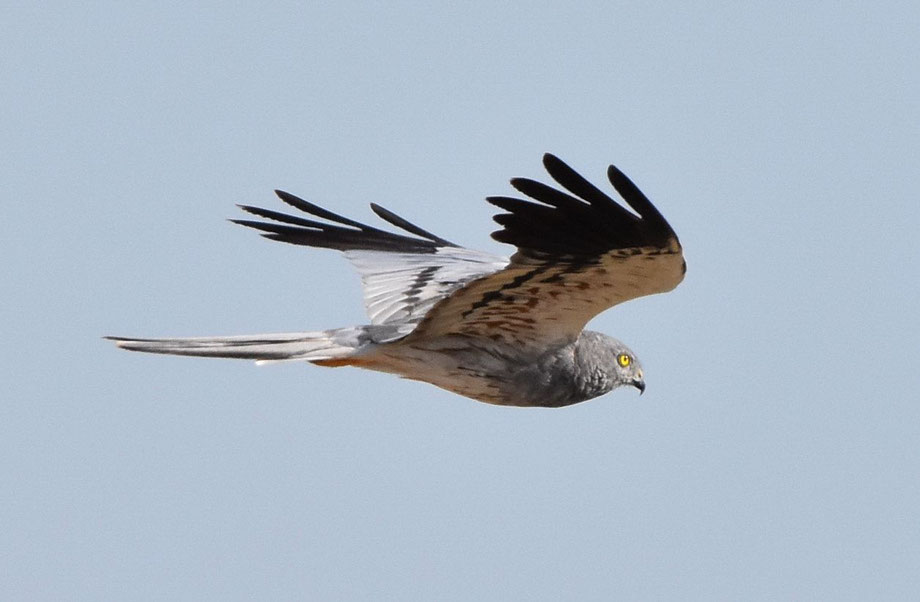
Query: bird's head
[
  {"left": 575, "top": 332, "right": 646, "bottom": 397},
  {"left": 611, "top": 345, "right": 645, "bottom": 395}
]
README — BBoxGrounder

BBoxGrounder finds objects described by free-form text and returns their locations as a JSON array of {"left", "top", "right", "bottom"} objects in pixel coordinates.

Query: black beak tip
[{"left": 634, "top": 380, "right": 646, "bottom": 395}]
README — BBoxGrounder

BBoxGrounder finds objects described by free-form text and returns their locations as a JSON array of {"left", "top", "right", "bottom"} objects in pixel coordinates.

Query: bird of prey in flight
[{"left": 108, "top": 154, "right": 685, "bottom": 407}]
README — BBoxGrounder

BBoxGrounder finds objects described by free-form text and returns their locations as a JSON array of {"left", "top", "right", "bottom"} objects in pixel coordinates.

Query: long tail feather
[{"left": 105, "top": 330, "right": 356, "bottom": 363}]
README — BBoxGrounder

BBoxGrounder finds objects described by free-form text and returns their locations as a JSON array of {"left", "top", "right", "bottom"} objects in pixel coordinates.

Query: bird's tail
[{"left": 105, "top": 327, "right": 366, "bottom": 365}]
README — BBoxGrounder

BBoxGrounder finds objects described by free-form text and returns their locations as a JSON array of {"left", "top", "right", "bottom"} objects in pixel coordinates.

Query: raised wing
[
  {"left": 406, "top": 154, "right": 685, "bottom": 348},
  {"left": 233, "top": 191, "right": 507, "bottom": 327}
]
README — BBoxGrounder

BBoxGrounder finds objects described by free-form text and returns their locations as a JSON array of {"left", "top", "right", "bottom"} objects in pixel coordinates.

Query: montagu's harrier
[{"left": 108, "top": 154, "right": 685, "bottom": 407}]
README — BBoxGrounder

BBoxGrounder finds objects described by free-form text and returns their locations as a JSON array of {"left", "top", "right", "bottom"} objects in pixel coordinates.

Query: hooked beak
[{"left": 632, "top": 379, "right": 646, "bottom": 395}]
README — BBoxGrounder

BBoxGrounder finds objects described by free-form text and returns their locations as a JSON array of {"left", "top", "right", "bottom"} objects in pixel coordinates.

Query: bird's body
[
  {"left": 332, "top": 330, "right": 640, "bottom": 407},
  {"left": 109, "top": 154, "right": 683, "bottom": 407}
]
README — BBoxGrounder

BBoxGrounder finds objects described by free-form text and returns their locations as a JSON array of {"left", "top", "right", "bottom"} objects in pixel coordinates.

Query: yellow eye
[{"left": 617, "top": 354, "right": 631, "bottom": 367}]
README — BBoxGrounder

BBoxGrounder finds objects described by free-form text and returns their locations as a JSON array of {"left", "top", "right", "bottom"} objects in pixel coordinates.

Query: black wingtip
[
  {"left": 542, "top": 152, "right": 563, "bottom": 169},
  {"left": 369, "top": 203, "right": 458, "bottom": 246},
  {"left": 235, "top": 205, "right": 263, "bottom": 216},
  {"left": 606, "top": 164, "right": 666, "bottom": 224},
  {"left": 488, "top": 154, "right": 679, "bottom": 259},
  {"left": 231, "top": 189, "right": 452, "bottom": 254}
]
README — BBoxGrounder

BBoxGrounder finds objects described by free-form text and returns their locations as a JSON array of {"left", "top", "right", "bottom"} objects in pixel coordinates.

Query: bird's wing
[
  {"left": 233, "top": 192, "right": 507, "bottom": 327},
  {"left": 406, "top": 154, "right": 685, "bottom": 348}
]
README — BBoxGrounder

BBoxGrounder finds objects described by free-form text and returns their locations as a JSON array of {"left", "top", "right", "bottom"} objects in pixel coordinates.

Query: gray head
[{"left": 574, "top": 331, "right": 646, "bottom": 400}]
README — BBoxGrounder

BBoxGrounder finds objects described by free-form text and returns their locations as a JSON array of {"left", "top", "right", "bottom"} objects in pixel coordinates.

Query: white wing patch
[{"left": 345, "top": 247, "right": 508, "bottom": 326}]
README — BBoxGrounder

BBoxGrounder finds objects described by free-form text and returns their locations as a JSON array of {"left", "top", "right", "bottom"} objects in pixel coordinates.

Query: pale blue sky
[{"left": 2, "top": 2, "right": 918, "bottom": 600}]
